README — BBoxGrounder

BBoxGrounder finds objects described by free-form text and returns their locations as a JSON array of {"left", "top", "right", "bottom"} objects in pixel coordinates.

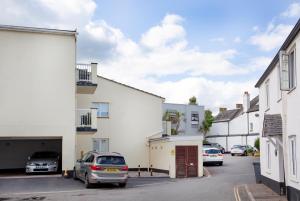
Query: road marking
[
  {"left": 244, "top": 184, "right": 255, "bottom": 201},
  {"left": 234, "top": 186, "right": 241, "bottom": 201}
]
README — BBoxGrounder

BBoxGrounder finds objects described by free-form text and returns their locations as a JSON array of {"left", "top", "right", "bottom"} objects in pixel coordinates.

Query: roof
[
  {"left": 247, "top": 96, "right": 259, "bottom": 113},
  {"left": 98, "top": 76, "right": 165, "bottom": 100},
  {"left": 0, "top": 24, "right": 77, "bottom": 36},
  {"left": 262, "top": 114, "right": 283, "bottom": 137},
  {"left": 213, "top": 108, "right": 242, "bottom": 123},
  {"left": 255, "top": 19, "right": 300, "bottom": 87}
]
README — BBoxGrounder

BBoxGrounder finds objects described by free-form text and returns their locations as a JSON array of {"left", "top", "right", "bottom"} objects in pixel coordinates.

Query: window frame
[
  {"left": 265, "top": 80, "right": 270, "bottom": 110},
  {"left": 93, "top": 138, "right": 109, "bottom": 153},
  {"left": 289, "top": 135, "right": 297, "bottom": 179},
  {"left": 92, "top": 102, "right": 109, "bottom": 118},
  {"left": 288, "top": 48, "right": 297, "bottom": 90},
  {"left": 249, "top": 122, "right": 253, "bottom": 132}
]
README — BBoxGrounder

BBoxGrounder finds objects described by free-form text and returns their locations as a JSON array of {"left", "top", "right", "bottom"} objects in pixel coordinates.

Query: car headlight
[
  {"left": 49, "top": 161, "right": 57, "bottom": 165},
  {"left": 26, "top": 162, "right": 35, "bottom": 166}
]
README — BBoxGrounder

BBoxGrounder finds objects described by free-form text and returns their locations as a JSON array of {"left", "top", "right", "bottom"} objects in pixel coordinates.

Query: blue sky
[{"left": 1, "top": 0, "right": 300, "bottom": 111}]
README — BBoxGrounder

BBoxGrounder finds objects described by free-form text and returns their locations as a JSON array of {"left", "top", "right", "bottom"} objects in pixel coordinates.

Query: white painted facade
[
  {"left": 206, "top": 93, "right": 260, "bottom": 152},
  {"left": 0, "top": 26, "right": 77, "bottom": 172},
  {"left": 256, "top": 20, "right": 300, "bottom": 199},
  {"left": 76, "top": 76, "right": 165, "bottom": 169}
]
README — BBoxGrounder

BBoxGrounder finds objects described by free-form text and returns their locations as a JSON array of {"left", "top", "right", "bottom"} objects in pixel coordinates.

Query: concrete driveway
[{"left": 0, "top": 155, "right": 256, "bottom": 201}]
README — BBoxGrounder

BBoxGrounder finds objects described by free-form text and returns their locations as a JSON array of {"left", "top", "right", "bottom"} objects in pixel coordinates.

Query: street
[{"left": 0, "top": 155, "right": 256, "bottom": 201}]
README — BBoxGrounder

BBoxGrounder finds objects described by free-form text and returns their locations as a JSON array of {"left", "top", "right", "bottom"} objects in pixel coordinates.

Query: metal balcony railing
[
  {"left": 76, "top": 64, "right": 92, "bottom": 82},
  {"left": 77, "top": 109, "right": 92, "bottom": 128}
]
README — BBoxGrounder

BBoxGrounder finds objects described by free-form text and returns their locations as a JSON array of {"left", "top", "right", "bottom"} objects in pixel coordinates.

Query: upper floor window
[
  {"left": 289, "top": 136, "right": 297, "bottom": 178},
  {"left": 265, "top": 80, "right": 270, "bottom": 109},
  {"left": 191, "top": 112, "right": 199, "bottom": 125},
  {"left": 249, "top": 122, "right": 253, "bottom": 132},
  {"left": 92, "top": 102, "right": 109, "bottom": 118},
  {"left": 289, "top": 50, "right": 296, "bottom": 89}
]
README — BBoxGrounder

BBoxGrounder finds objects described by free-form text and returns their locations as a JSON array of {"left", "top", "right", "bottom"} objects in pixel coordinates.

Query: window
[
  {"left": 249, "top": 123, "right": 253, "bottom": 132},
  {"left": 93, "top": 102, "right": 109, "bottom": 117},
  {"left": 191, "top": 112, "right": 199, "bottom": 125},
  {"left": 93, "top": 138, "right": 109, "bottom": 152},
  {"left": 288, "top": 50, "right": 296, "bottom": 89},
  {"left": 85, "top": 154, "right": 95, "bottom": 163},
  {"left": 265, "top": 80, "right": 270, "bottom": 109},
  {"left": 277, "top": 64, "right": 282, "bottom": 100},
  {"left": 267, "top": 141, "right": 271, "bottom": 170},
  {"left": 289, "top": 136, "right": 297, "bottom": 177},
  {"left": 96, "top": 156, "right": 125, "bottom": 165}
]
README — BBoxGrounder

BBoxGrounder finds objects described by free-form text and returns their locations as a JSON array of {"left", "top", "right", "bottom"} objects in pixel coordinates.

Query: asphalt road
[{"left": 0, "top": 155, "right": 256, "bottom": 201}]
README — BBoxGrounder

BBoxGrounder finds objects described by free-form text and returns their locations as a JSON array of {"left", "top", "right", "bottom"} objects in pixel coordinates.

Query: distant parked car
[
  {"left": 203, "top": 142, "right": 225, "bottom": 154},
  {"left": 231, "top": 145, "right": 247, "bottom": 156},
  {"left": 26, "top": 151, "right": 60, "bottom": 173},
  {"left": 203, "top": 147, "right": 223, "bottom": 166},
  {"left": 73, "top": 151, "right": 128, "bottom": 188}
]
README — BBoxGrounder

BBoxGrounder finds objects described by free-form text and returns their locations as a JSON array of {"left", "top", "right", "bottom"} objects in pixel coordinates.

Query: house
[
  {"left": 0, "top": 25, "right": 203, "bottom": 179},
  {"left": 206, "top": 92, "right": 260, "bottom": 152},
  {"left": 162, "top": 103, "right": 205, "bottom": 136},
  {"left": 255, "top": 19, "right": 300, "bottom": 200}
]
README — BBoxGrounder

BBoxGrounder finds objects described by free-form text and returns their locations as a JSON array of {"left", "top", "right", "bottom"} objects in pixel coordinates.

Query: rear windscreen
[
  {"left": 96, "top": 156, "right": 125, "bottom": 165},
  {"left": 205, "top": 149, "right": 221, "bottom": 154}
]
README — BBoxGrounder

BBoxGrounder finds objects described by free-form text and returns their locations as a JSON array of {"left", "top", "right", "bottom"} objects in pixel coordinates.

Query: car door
[
  {"left": 82, "top": 154, "right": 95, "bottom": 177},
  {"left": 79, "top": 153, "right": 90, "bottom": 179}
]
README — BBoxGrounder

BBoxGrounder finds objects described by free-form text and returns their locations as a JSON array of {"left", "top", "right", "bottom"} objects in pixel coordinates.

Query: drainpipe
[
  {"left": 226, "top": 121, "right": 230, "bottom": 152},
  {"left": 246, "top": 112, "right": 249, "bottom": 145}
]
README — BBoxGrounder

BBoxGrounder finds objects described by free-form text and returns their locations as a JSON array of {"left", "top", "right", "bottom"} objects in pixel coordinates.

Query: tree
[
  {"left": 199, "top": 110, "right": 214, "bottom": 137},
  {"left": 189, "top": 96, "right": 198, "bottom": 105},
  {"left": 254, "top": 137, "right": 260, "bottom": 151},
  {"left": 163, "top": 111, "right": 184, "bottom": 135}
]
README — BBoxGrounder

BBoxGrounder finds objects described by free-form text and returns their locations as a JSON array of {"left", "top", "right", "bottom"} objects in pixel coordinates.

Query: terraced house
[{"left": 255, "top": 19, "right": 300, "bottom": 200}]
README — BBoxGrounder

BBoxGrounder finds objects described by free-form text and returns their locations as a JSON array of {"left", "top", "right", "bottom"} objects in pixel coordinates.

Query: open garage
[{"left": 0, "top": 137, "right": 62, "bottom": 174}]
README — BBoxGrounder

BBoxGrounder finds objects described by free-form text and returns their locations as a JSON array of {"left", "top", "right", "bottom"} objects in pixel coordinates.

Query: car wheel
[
  {"left": 119, "top": 183, "right": 127, "bottom": 188},
  {"left": 219, "top": 162, "right": 223, "bottom": 166},
  {"left": 85, "top": 174, "right": 92, "bottom": 188},
  {"left": 73, "top": 168, "right": 78, "bottom": 180},
  {"left": 231, "top": 153, "right": 234, "bottom": 156}
]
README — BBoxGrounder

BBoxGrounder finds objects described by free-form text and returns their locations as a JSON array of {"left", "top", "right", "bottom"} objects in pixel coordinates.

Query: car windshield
[
  {"left": 96, "top": 156, "right": 125, "bottom": 165},
  {"left": 232, "top": 145, "right": 242, "bottom": 149},
  {"left": 31, "top": 152, "right": 58, "bottom": 159},
  {"left": 205, "top": 149, "right": 221, "bottom": 154}
]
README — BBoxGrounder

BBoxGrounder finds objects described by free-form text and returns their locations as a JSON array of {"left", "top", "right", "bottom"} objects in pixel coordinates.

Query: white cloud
[
  {"left": 233, "top": 37, "right": 241, "bottom": 43},
  {"left": 281, "top": 2, "right": 300, "bottom": 18},
  {"left": 0, "top": 0, "right": 259, "bottom": 110},
  {"left": 250, "top": 23, "right": 293, "bottom": 51}
]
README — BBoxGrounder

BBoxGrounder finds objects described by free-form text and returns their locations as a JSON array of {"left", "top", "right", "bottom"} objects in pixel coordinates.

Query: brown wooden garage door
[{"left": 175, "top": 146, "right": 198, "bottom": 178}]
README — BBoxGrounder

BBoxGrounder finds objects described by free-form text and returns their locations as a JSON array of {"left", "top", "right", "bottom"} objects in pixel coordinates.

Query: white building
[
  {"left": 162, "top": 103, "right": 205, "bottom": 136},
  {"left": 0, "top": 25, "right": 203, "bottom": 179},
  {"left": 255, "top": 19, "right": 300, "bottom": 200},
  {"left": 206, "top": 92, "right": 259, "bottom": 152}
]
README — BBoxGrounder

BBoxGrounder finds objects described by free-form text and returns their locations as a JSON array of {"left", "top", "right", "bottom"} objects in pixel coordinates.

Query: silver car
[
  {"left": 73, "top": 151, "right": 128, "bottom": 188},
  {"left": 26, "top": 151, "right": 59, "bottom": 173}
]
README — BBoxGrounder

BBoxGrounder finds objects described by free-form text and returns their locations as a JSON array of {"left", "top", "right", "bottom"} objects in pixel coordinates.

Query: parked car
[
  {"left": 231, "top": 145, "right": 247, "bottom": 156},
  {"left": 73, "top": 151, "right": 128, "bottom": 188},
  {"left": 26, "top": 151, "right": 60, "bottom": 173},
  {"left": 203, "top": 142, "right": 225, "bottom": 154},
  {"left": 203, "top": 147, "right": 223, "bottom": 166}
]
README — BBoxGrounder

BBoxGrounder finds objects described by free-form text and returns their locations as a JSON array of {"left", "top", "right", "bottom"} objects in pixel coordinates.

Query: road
[{"left": 0, "top": 155, "right": 256, "bottom": 201}]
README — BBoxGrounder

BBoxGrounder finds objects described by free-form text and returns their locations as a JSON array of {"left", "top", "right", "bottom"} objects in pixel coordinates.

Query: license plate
[
  {"left": 36, "top": 166, "right": 46, "bottom": 169},
  {"left": 210, "top": 155, "right": 217, "bottom": 157},
  {"left": 105, "top": 168, "right": 119, "bottom": 173}
]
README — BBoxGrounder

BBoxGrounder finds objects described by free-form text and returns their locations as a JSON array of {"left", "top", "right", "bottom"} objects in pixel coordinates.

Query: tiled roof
[
  {"left": 213, "top": 109, "right": 242, "bottom": 122},
  {"left": 262, "top": 114, "right": 283, "bottom": 137},
  {"left": 247, "top": 96, "right": 259, "bottom": 113}
]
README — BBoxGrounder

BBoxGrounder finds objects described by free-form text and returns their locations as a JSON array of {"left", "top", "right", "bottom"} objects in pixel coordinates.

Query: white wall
[
  {"left": 76, "top": 77, "right": 164, "bottom": 168},
  {"left": 0, "top": 29, "right": 76, "bottom": 171},
  {"left": 208, "top": 122, "right": 228, "bottom": 136}
]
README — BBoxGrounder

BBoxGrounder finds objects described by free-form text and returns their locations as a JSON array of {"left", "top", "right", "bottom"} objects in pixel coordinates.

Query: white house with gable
[{"left": 206, "top": 92, "right": 260, "bottom": 152}]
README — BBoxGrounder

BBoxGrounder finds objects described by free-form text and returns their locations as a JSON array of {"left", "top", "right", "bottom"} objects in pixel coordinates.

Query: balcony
[
  {"left": 76, "top": 63, "right": 97, "bottom": 94},
  {"left": 76, "top": 109, "right": 97, "bottom": 132}
]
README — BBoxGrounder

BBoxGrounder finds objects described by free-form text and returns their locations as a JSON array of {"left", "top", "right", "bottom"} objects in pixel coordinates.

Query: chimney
[
  {"left": 243, "top": 91, "right": 250, "bottom": 112},
  {"left": 219, "top": 107, "right": 227, "bottom": 113},
  {"left": 236, "top": 104, "right": 243, "bottom": 109}
]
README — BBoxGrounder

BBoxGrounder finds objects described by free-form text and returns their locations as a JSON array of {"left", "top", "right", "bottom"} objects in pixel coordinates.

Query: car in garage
[
  {"left": 203, "top": 147, "right": 223, "bottom": 166},
  {"left": 73, "top": 151, "right": 128, "bottom": 188},
  {"left": 231, "top": 145, "right": 247, "bottom": 156},
  {"left": 26, "top": 151, "right": 60, "bottom": 173}
]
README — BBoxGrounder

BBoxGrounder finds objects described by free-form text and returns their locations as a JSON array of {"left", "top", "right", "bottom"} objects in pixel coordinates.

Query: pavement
[
  {"left": 0, "top": 155, "right": 257, "bottom": 201},
  {"left": 235, "top": 184, "right": 287, "bottom": 201}
]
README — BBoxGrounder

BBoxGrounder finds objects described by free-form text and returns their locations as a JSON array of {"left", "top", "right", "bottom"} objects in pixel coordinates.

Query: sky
[{"left": 1, "top": 0, "right": 300, "bottom": 112}]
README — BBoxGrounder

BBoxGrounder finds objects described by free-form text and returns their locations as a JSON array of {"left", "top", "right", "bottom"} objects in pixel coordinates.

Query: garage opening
[{"left": 0, "top": 137, "right": 62, "bottom": 176}]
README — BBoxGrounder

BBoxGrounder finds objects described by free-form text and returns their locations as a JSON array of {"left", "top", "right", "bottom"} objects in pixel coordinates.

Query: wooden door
[{"left": 175, "top": 146, "right": 198, "bottom": 178}]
